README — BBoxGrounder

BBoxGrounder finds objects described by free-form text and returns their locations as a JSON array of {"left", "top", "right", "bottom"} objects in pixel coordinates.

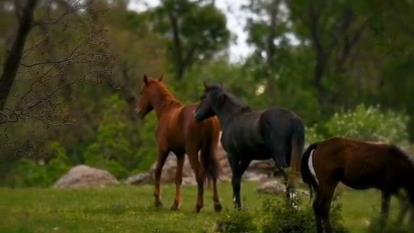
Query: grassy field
[{"left": 0, "top": 182, "right": 399, "bottom": 233}]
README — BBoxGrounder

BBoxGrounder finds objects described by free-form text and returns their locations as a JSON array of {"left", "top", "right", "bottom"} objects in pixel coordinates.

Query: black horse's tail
[
  {"left": 301, "top": 143, "right": 319, "bottom": 199},
  {"left": 289, "top": 121, "right": 305, "bottom": 185}
]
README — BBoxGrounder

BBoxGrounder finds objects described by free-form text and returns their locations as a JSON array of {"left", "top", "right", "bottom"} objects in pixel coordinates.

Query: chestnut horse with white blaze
[
  {"left": 136, "top": 75, "right": 222, "bottom": 213},
  {"left": 302, "top": 137, "right": 414, "bottom": 233}
]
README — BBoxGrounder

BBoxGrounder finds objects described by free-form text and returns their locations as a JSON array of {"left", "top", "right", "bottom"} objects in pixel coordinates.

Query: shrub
[
  {"left": 261, "top": 197, "right": 348, "bottom": 233},
  {"left": 215, "top": 209, "right": 257, "bottom": 233},
  {"left": 308, "top": 105, "right": 409, "bottom": 145},
  {"left": 83, "top": 95, "right": 154, "bottom": 178},
  {"left": 4, "top": 142, "right": 72, "bottom": 187}
]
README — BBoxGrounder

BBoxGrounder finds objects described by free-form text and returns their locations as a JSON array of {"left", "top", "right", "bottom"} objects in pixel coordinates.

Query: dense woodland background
[{"left": 1, "top": 0, "right": 414, "bottom": 187}]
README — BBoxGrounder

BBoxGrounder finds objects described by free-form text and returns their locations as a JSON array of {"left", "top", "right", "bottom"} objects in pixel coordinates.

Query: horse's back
[
  {"left": 313, "top": 137, "right": 412, "bottom": 190},
  {"left": 220, "top": 111, "right": 271, "bottom": 158},
  {"left": 259, "top": 107, "right": 305, "bottom": 166}
]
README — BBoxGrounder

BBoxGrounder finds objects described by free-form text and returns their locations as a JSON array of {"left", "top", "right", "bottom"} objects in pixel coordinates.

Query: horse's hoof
[
  {"left": 170, "top": 203, "right": 181, "bottom": 211},
  {"left": 214, "top": 203, "right": 223, "bottom": 212},
  {"left": 195, "top": 205, "right": 203, "bottom": 213},
  {"left": 155, "top": 201, "right": 164, "bottom": 208}
]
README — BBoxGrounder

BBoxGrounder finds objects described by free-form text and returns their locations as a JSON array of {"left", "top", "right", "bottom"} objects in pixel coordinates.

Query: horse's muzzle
[
  {"left": 193, "top": 109, "right": 203, "bottom": 122},
  {"left": 135, "top": 107, "right": 145, "bottom": 120}
]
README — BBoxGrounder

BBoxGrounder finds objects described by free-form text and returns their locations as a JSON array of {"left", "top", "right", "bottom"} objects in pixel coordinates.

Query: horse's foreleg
[
  {"left": 154, "top": 149, "right": 169, "bottom": 208},
  {"left": 380, "top": 192, "right": 391, "bottom": 226},
  {"left": 188, "top": 150, "right": 205, "bottom": 213},
  {"left": 171, "top": 153, "right": 184, "bottom": 211},
  {"left": 231, "top": 158, "right": 251, "bottom": 209}
]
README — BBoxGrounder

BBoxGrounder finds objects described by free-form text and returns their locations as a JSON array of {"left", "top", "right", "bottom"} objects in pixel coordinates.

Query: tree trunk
[
  {"left": 0, "top": 0, "right": 39, "bottom": 110},
  {"left": 264, "top": 0, "right": 280, "bottom": 103}
]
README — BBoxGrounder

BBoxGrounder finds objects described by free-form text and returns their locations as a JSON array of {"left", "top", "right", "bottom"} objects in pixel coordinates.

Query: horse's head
[
  {"left": 136, "top": 74, "right": 163, "bottom": 119},
  {"left": 195, "top": 82, "right": 224, "bottom": 122}
]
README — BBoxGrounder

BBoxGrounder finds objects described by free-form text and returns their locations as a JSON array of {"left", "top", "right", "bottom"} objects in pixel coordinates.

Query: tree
[
  {"left": 0, "top": 0, "right": 113, "bottom": 125},
  {"left": 289, "top": 0, "right": 370, "bottom": 108},
  {"left": 153, "top": 0, "right": 230, "bottom": 80},
  {"left": 245, "top": 0, "right": 285, "bottom": 102},
  {"left": 0, "top": 0, "right": 38, "bottom": 113}
]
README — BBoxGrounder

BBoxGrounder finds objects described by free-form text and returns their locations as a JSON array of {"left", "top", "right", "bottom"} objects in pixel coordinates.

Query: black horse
[{"left": 195, "top": 83, "right": 305, "bottom": 208}]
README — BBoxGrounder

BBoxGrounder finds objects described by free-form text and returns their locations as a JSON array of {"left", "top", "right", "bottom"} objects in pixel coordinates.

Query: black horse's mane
[{"left": 208, "top": 85, "right": 252, "bottom": 112}]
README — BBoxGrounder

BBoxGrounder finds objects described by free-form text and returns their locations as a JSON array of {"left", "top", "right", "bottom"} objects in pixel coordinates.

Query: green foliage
[
  {"left": 261, "top": 199, "right": 315, "bottom": 233},
  {"left": 133, "top": 115, "right": 158, "bottom": 173},
  {"left": 3, "top": 142, "right": 72, "bottom": 187},
  {"left": 260, "top": 198, "right": 348, "bottom": 233},
  {"left": 214, "top": 196, "right": 349, "bottom": 233},
  {"left": 215, "top": 209, "right": 257, "bottom": 233},
  {"left": 152, "top": 0, "right": 230, "bottom": 79},
  {"left": 83, "top": 95, "right": 150, "bottom": 179},
  {"left": 308, "top": 105, "right": 409, "bottom": 144}
]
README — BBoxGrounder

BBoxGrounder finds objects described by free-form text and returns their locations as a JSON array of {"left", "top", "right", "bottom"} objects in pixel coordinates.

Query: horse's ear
[
  {"left": 203, "top": 81, "right": 209, "bottom": 90},
  {"left": 143, "top": 74, "right": 149, "bottom": 85},
  {"left": 158, "top": 75, "right": 163, "bottom": 82}
]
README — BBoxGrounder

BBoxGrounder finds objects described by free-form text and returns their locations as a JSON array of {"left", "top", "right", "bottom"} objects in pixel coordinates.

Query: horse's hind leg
[
  {"left": 313, "top": 192, "right": 324, "bottom": 233},
  {"left": 380, "top": 192, "right": 391, "bottom": 226},
  {"left": 171, "top": 153, "right": 185, "bottom": 211},
  {"left": 211, "top": 176, "right": 222, "bottom": 212},
  {"left": 201, "top": 142, "right": 222, "bottom": 212},
  {"left": 187, "top": 148, "right": 205, "bottom": 213},
  {"left": 154, "top": 148, "right": 169, "bottom": 208},
  {"left": 314, "top": 184, "right": 336, "bottom": 233}
]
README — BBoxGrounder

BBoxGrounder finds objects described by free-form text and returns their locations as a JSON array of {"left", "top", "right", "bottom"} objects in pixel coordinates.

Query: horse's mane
[
  {"left": 151, "top": 80, "right": 182, "bottom": 107},
  {"left": 209, "top": 84, "right": 252, "bottom": 112}
]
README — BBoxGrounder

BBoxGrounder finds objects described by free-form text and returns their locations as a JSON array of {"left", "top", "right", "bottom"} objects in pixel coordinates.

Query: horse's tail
[
  {"left": 201, "top": 131, "right": 220, "bottom": 182},
  {"left": 301, "top": 143, "right": 319, "bottom": 199},
  {"left": 289, "top": 120, "right": 305, "bottom": 184}
]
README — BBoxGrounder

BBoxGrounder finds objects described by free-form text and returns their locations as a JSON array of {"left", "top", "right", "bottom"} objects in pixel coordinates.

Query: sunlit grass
[{"left": 0, "top": 182, "right": 397, "bottom": 233}]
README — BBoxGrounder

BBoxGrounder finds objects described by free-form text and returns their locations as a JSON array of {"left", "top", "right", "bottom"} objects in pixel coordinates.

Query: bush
[
  {"left": 214, "top": 197, "right": 349, "bottom": 233},
  {"left": 4, "top": 142, "right": 72, "bottom": 187},
  {"left": 261, "top": 199, "right": 315, "bottom": 233},
  {"left": 83, "top": 95, "right": 154, "bottom": 178},
  {"left": 215, "top": 209, "right": 257, "bottom": 233},
  {"left": 308, "top": 105, "right": 409, "bottom": 145},
  {"left": 261, "top": 198, "right": 348, "bottom": 233}
]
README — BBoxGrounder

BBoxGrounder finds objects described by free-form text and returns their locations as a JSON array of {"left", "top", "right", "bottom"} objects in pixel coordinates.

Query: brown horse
[
  {"left": 136, "top": 75, "right": 222, "bottom": 213},
  {"left": 302, "top": 137, "right": 414, "bottom": 233}
]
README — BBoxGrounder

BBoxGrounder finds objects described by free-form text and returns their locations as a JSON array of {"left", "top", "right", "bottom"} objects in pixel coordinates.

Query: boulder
[
  {"left": 124, "top": 172, "right": 152, "bottom": 185},
  {"left": 257, "top": 179, "right": 286, "bottom": 195},
  {"left": 125, "top": 154, "right": 197, "bottom": 185},
  {"left": 257, "top": 179, "right": 310, "bottom": 197},
  {"left": 53, "top": 165, "right": 119, "bottom": 188}
]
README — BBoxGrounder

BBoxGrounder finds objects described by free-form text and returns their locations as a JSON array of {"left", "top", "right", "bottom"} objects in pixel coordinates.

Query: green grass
[{"left": 0, "top": 182, "right": 398, "bottom": 233}]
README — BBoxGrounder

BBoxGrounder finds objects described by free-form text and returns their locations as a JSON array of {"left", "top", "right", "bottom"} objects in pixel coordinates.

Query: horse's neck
[
  {"left": 215, "top": 102, "right": 250, "bottom": 126},
  {"left": 153, "top": 93, "right": 182, "bottom": 119}
]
